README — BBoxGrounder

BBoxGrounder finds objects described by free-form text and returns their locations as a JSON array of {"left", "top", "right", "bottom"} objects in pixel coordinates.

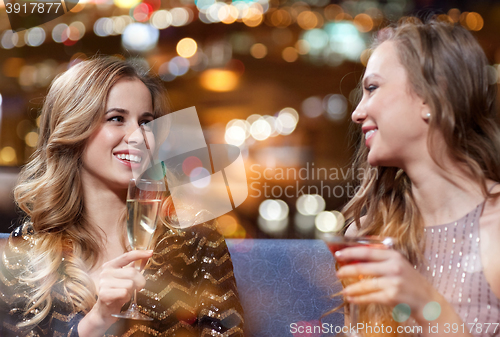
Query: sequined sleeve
[
  {"left": 0, "top": 224, "right": 83, "bottom": 337},
  {"left": 0, "top": 225, "right": 31, "bottom": 336},
  {"left": 104, "top": 220, "right": 244, "bottom": 336},
  {"left": 0, "top": 221, "right": 244, "bottom": 337},
  {"left": 195, "top": 221, "right": 244, "bottom": 336}
]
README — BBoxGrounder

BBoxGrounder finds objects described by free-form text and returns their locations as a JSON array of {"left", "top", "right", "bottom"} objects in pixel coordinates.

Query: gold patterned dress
[{"left": 0, "top": 221, "right": 244, "bottom": 336}]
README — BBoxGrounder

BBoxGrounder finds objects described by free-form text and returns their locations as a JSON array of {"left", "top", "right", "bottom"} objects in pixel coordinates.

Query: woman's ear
[{"left": 421, "top": 102, "right": 431, "bottom": 122}]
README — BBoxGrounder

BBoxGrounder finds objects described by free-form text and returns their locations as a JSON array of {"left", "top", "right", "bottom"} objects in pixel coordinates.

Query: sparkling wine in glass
[
  {"left": 112, "top": 178, "right": 165, "bottom": 321},
  {"left": 321, "top": 233, "right": 394, "bottom": 337}
]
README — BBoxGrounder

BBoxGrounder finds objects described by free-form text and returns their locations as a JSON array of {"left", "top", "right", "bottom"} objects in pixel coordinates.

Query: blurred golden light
[
  {"left": 15, "top": 31, "right": 26, "bottom": 47},
  {"left": 36, "top": 116, "right": 41, "bottom": 127},
  {"left": 231, "top": 224, "right": 247, "bottom": 238},
  {"left": 17, "top": 120, "right": 33, "bottom": 139},
  {"left": 336, "top": 13, "right": 352, "bottom": 21},
  {"left": 295, "top": 40, "right": 310, "bottom": 55},
  {"left": 1, "top": 30, "right": 17, "bottom": 49},
  {"left": 69, "top": 1, "right": 85, "bottom": 12},
  {"left": 200, "top": 69, "right": 239, "bottom": 92},
  {"left": 243, "top": 8, "right": 263, "bottom": 27},
  {"left": 365, "top": 7, "right": 383, "bottom": 26},
  {"left": 353, "top": 13, "right": 373, "bottom": 32},
  {"left": 216, "top": 214, "right": 239, "bottom": 237},
  {"left": 286, "top": 7, "right": 298, "bottom": 20},
  {"left": 219, "top": 5, "right": 238, "bottom": 24},
  {"left": 282, "top": 47, "right": 298, "bottom": 62},
  {"left": 114, "top": 0, "right": 140, "bottom": 9},
  {"left": 66, "top": 26, "right": 80, "bottom": 41},
  {"left": 324, "top": 4, "right": 343, "bottom": 21},
  {"left": 176, "top": 38, "right": 197, "bottom": 58},
  {"left": 276, "top": 108, "right": 298, "bottom": 135},
  {"left": 436, "top": 14, "right": 453, "bottom": 24},
  {"left": 291, "top": 2, "right": 310, "bottom": 13},
  {"left": 112, "top": 17, "right": 126, "bottom": 34},
  {"left": 459, "top": 12, "right": 469, "bottom": 26},
  {"left": 250, "top": 43, "right": 267, "bottom": 59},
  {"left": 151, "top": 10, "right": 172, "bottom": 29},
  {"left": 296, "top": 194, "right": 326, "bottom": 216},
  {"left": 225, "top": 119, "right": 249, "bottom": 146},
  {"left": 271, "top": 9, "right": 292, "bottom": 27},
  {"left": 465, "top": 12, "right": 483, "bottom": 31},
  {"left": 69, "top": 21, "right": 85, "bottom": 40},
  {"left": 315, "top": 211, "right": 339, "bottom": 232},
  {"left": 25, "top": 132, "right": 38, "bottom": 147},
  {"left": 133, "top": 3, "right": 152, "bottom": 22},
  {"left": 225, "top": 125, "right": 246, "bottom": 146},
  {"left": 1, "top": 147, "right": 16, "bottom": 163},
  {"left": 3, "top": 57, "right": 24, "bottom": 78},
  {"left": 250, "top": 2, "right": 264, "bottom": 14},
  {"left": 447, "top": 8, "right": 460, "bottom": 23},
  {"left": 70, "top": 52, "right": 87, "bottom": 64},
  {"left": 170, "top": 7, "right": 192, "bottom": 27},
  {"left": 250, "top": 118, "right": 272, "bottom": 141},
  {"left": 315, "top": 12, "right": 324, "bottom": 28},
  {"left": 19, "top": 65, "right": 37, "bottom": 87},
  {"left": 297, "top": 11, "right": 317, "bottom": 30},
  {"left": 36, "top": 62, "right": 53, "bottom": 87},
  {"left": 360, "top": 49, "right": 372, "bottom": 67},
  {"left": 486, "top": 65, "right": 498, "bottom": 85}
]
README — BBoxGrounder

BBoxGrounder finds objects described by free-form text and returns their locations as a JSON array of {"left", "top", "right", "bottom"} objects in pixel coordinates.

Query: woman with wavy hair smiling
[
  {"left": 336, "top": 18, "right": 500, "bottom": 336},
  {"left": 0, "top": 56, "right": 244, "bottom": 336}
]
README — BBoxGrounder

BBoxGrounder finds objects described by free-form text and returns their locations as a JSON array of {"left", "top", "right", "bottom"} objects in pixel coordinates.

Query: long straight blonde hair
[
  {"left": 14, "top": 56, "right": 170, "bottom": 327},
  {"left": 342, "top": 18, "right": 500, "bottom": 332}
]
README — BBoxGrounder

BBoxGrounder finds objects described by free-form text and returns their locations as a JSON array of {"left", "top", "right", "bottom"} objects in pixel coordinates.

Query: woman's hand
[
  {"left": 78, "top": 250, "right": 153, "bottom": 337},
  {"left": 335, "top": 247, "right": 472, "bottom": 336},
  {"left": 336, "top": 247, "right": 437, "bottom": 317}
]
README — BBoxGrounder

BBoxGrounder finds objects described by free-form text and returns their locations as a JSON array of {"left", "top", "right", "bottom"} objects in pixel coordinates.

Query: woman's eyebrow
[
  {"left": 363, "top": 73, "right": 382, "bottom": 85},
  {"left": 105, "top": 108, "right": 154, "bottom": 118},
  {"left": 105, "top": 108, "right": 128, "bottom": 115}
]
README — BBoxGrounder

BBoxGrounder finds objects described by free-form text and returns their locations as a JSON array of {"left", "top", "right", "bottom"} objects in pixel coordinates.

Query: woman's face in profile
[
  {"left": 351, "top": 41, "right": 431, "bottom": 168},
  {"left": 81, "top": 77, "right": 155, "bottom": 191}
]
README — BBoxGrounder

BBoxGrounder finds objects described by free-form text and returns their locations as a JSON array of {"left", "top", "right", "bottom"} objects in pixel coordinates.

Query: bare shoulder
[
  {"left": 480, "top": 182, "right": 500, "bottom": 298},
  {"left": 482, "top": 182, "right": 500, "bottom": 227},
  {"left": 345, "top": 215, "right": 366, "bottom": 238}
]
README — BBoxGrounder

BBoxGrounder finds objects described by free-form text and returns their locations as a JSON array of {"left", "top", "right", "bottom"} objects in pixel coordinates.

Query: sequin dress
[
  {"left": 418, "top": 201, "right": 500, "bottom": 337},
  {"left": 0, "top": 221, "right": 244, "bottom": 336}
]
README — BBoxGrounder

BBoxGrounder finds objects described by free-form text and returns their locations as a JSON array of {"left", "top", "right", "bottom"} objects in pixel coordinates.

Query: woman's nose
[
  {"left": 125, "top": 123, "right": 144, "bottom": 145},
  {"left": 351, "top": 104, "right": 366, "bottom": 124}
]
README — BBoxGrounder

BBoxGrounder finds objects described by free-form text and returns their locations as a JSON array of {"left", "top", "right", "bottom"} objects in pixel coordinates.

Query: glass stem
[
  {"left": 350, "top": 303, "right": 360, "bottom": 337},
  {"left": 129, "top": 261, "right": 141, "bottom": 311},
  {"left": 129, "top": 289, "right": 138, "bottom": 311}
]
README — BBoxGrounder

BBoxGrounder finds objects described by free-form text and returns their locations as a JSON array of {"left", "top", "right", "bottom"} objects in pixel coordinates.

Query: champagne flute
[
  {"left": 321, "top": 233, "right": 394, "bottom": 337},
  {"left": 112, "top": 178, "right": 165, "bottom": 321}
]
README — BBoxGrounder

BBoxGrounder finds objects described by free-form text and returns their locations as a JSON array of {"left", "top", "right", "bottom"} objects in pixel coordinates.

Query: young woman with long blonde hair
[
  {"left": 336, "top": 19, "right": 500, "bottom": 336},
  {"left": 0, "top": 57, "right": 244, "bottom": 336}
]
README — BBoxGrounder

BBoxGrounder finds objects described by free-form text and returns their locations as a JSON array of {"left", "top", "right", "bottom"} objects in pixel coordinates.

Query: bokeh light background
[{"left": 0, "top": 0, "right": 498, "bottom": 237}]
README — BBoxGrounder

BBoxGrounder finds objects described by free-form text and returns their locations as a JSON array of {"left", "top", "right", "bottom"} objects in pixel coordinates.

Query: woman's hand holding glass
[
  {"left": 335, "top": 246, "right": 442, "bottom": 324},
  {"left": 78, "top": 250, "right": 153, "bottom": 336}
]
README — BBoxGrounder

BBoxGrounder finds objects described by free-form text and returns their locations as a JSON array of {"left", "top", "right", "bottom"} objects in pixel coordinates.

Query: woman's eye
[
  {"left": 365, "top": 85, "right": 378, "bottom": 93},
  {"left": 108, "top": 116, "right": 124, "bottom": 122},
  {"left": 139, "top": 120, "right": 154, "bottom": 131}
]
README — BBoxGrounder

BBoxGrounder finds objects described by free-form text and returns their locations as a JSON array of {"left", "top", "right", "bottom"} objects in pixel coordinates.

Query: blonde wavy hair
[
  {"left": 14, "top": 56, "right": 170, "bottom": 327},
  {"left": 341, "top": 18, "right": 500, "bottom": 333}
]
